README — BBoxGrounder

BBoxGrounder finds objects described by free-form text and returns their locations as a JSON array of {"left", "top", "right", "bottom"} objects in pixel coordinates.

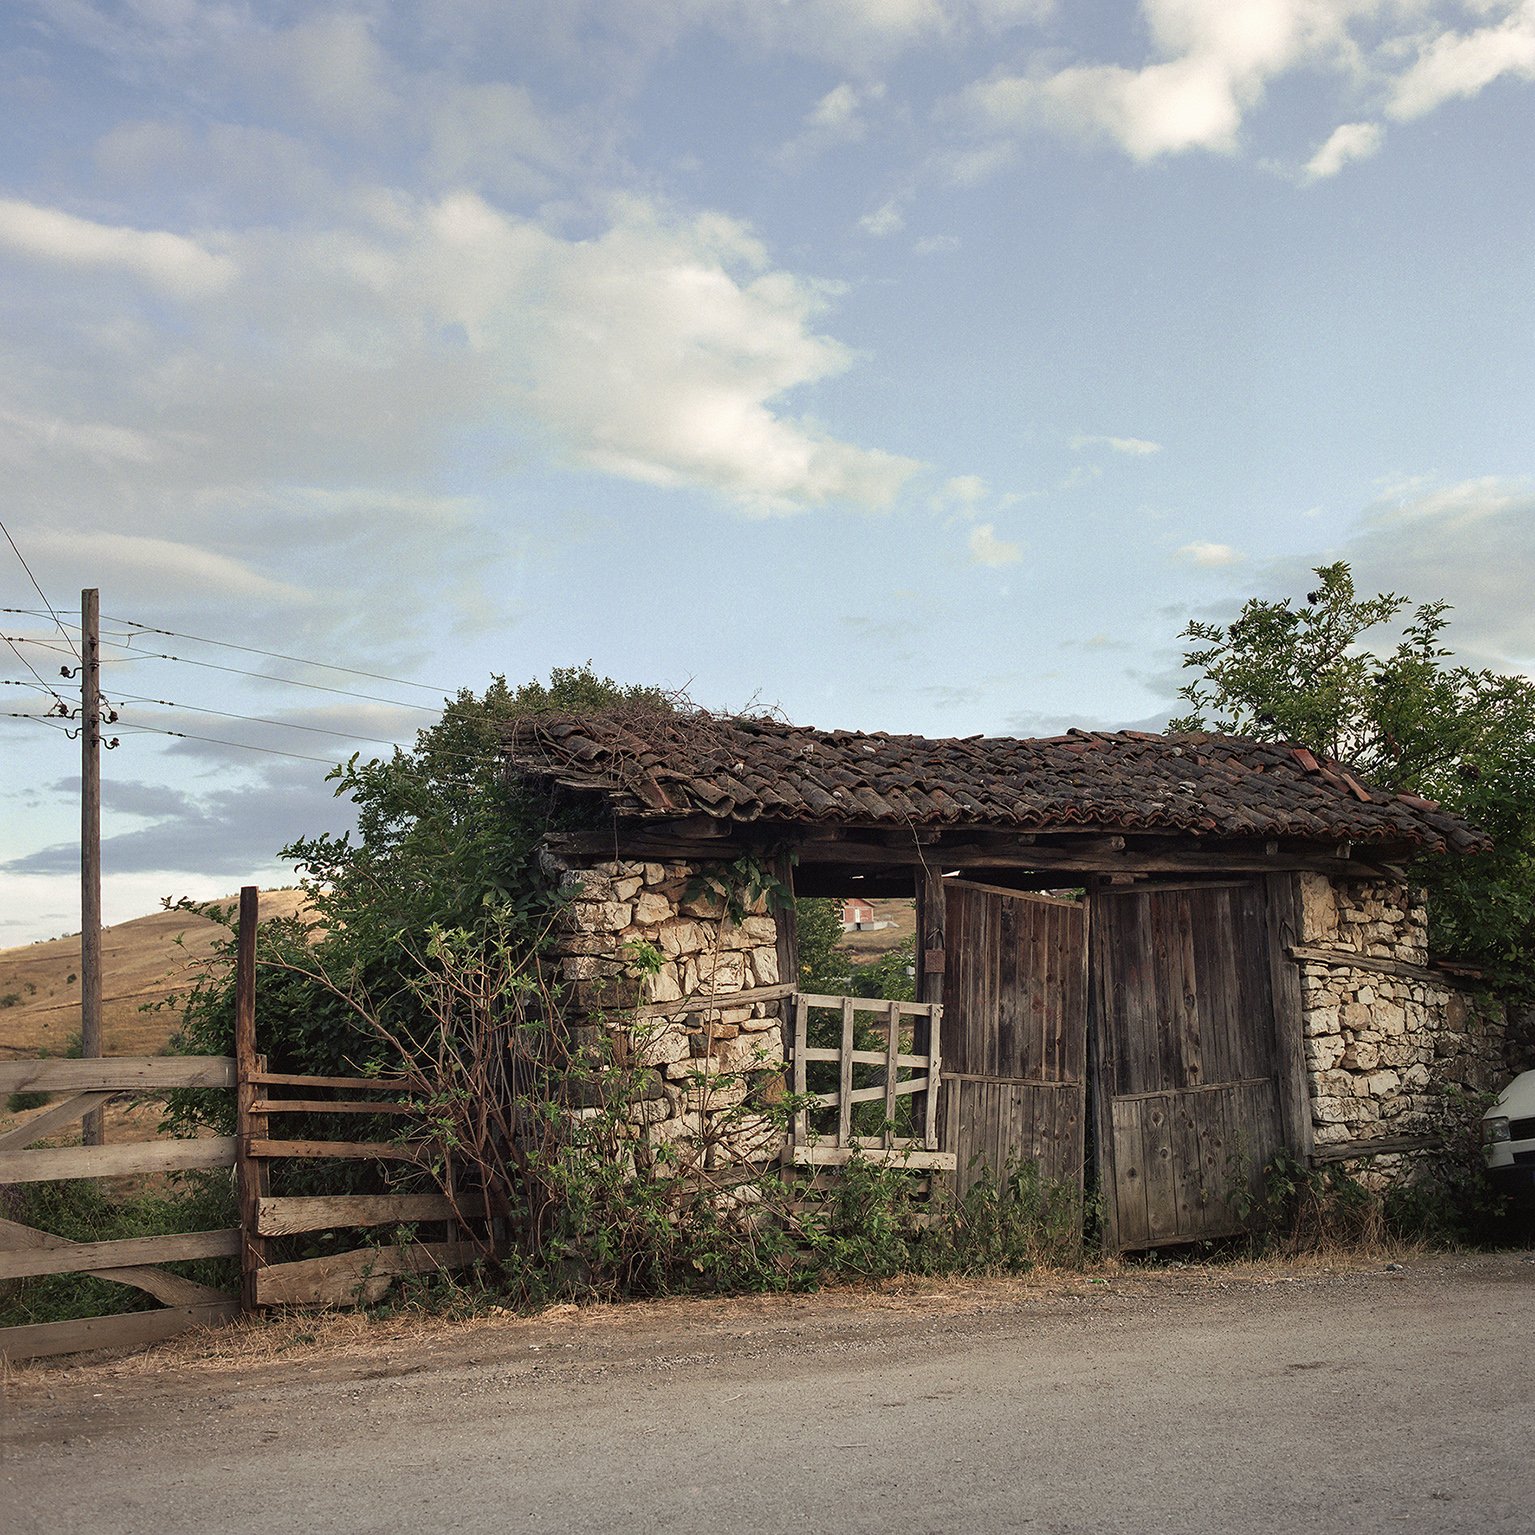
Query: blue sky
[{"left": 2, "top": 0, "right": 1533, "bottom": 943}]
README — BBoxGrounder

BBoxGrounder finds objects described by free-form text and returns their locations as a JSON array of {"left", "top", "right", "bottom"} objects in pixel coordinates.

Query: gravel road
[{"left": 5, "top": 1252, "right": 1533, "bottom": 1535}]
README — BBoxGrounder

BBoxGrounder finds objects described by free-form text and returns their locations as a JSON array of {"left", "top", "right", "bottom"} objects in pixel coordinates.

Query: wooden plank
[
  {"left": 883, "top": 1000, "right": 900, "bottom": 1148},
  {"left": 630, "top": 982, "right": 796, "bottom": 1019},
  {"left": 0, "top": 1135, "right": 236, "bottom": 1184},
  {"left": 0, "top": 1228, "right": 241, "bottom": 1281},
  {"left": 799, "top": 1047, "right": 934, "bottom": 1068},
  {"left": 1110, "top": 1097, "right": 1150, "bottom": 1250},
  {"left": 247, "top": 1070, "right": 413, "bottom": 1091},
  {"left": 0, "top": 1301, "right": 238, "bottom": 1363},
  {"left": 794, "top": 993, "right": 935, "bottom": 1015},
  {"left": 1087, "top": 886, "right": 1121, "bottom": 1252},
  {"left": 0, "top": 1217, "right": 233, "bottom": 1308},
  {"left": 837, "top": 996, "right": 855, "bottom": 1147},
  {"left": 253, "top": 1240, "right": 478, "bottom": 1307},
  {"left": 255, "top": 1193, "right": 459, "bottom": 1237},
  {"left": 946, "top": 880, "right": 1084, "bottom": 907},
  {"left": 247, "top": 1138, "right": 420, "bottom": 1162},
  {"left": 1111, "top": 1076, "right": 1270, "bottom": 1103},
  {"left": 1287, "top": 944, "right": 1469, "bottom": 987},
  {"left": 788, "top": 1146, "right": 957, "bottom": 1171},
  {"left": 0, "top": 1056, "right": 235, "bottom": 1095},
  {"left": 1268, "top": 875, "right": 1317, "bottom": 1165},
  {"left": 924, "top": 1005, "right": 943, "bottom": 1150},
  {"left": 1139, "top": 1096, "right": 1179, "bottom": 1245},
  {"left": 250, "top": 1099, "right": 414, "bottom": 1115},
  {"left": 0, "top": 1091, "right": 118, "bottom": 1151},
  {"left": 812, "top": 1078, "right": 927, "bottom": 1108},
  {"left": 1312, "top": 1133, "right": 1439, "bottom": 1163},
  {"left": 234, "top": 885, "right": 269, "bottom": 1315},
  {"left": 790, "top": 995, "right": 809, "bottom": 1152},
  {"left": 941, "top": 1073, "right": 1084, "bottom": 1088}
]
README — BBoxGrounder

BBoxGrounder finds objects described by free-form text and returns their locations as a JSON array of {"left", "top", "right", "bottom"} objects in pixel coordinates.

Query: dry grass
[
  {"left": 0, "top": 888, "right": 311, "bottom": 1145},
  {"left": 836, "top": 897, "right": 915, "bottom": 958}
]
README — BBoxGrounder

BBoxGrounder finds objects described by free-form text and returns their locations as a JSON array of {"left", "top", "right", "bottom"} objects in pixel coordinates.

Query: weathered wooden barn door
[
  {"left": 939, "top": 882, "right": 1088, "bottom": 1200},
  {"left": 1089, "top": 879, "right": 1299, "bottom": 1251}
]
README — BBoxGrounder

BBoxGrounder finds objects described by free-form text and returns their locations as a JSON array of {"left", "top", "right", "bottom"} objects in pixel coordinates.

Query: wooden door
[
  {"left": 940, "top": 882, "right": 1088, "bottom": 1201},
  {"left": 1090, "top": 880, "right": 1292, "bottom": 1251}
]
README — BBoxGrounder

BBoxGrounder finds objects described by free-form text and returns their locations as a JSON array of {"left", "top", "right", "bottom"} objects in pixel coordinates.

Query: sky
[{"left": 1, "top": 0, "right": 1533, "bottom": 944}]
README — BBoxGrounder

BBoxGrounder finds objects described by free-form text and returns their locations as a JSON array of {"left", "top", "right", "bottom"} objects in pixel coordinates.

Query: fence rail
[{"left": 787, "top": 994, "right": 957, "bottom": 1172}]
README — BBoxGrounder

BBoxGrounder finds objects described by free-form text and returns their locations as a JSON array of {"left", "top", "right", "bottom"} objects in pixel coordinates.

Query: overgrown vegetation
[{"left": 1172, "top": 561, "right": 1535, "bottom": 1002}]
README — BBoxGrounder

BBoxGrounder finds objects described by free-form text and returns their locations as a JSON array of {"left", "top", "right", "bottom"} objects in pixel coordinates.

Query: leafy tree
[
  {"left": 1171, "top": 562, "right": 1535, "bottom": 999},
  {"left": 171, "top": 666, "right": 673, "bottom": 1086}
]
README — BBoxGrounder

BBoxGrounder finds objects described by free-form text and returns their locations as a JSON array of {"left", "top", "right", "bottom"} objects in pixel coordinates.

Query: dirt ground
[{"left": 5, "top": 1250, "right": 1533, "bottom": 1534}]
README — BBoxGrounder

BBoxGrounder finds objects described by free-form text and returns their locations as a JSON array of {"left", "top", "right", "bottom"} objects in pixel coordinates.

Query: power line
[
  {"left": 113, "top": 720, "right": 341, "bottom": 765},
  {"left": 106, "top": 615, "right": 452, "bottom": 694},
  {"left": 110, "top": 691, "right": 404, "bottom": 747},
  {"left": 0, "top": 632, "right": 70, "bottom": 705},
  {"left": 2, "top": 710, "right": 73, "bottom": 734},
  {"left": 0, "top": 522, "right": 79, "bottom": 662},
  {"left": 95, "top": 639, "right": 444, "bottom": 713}
]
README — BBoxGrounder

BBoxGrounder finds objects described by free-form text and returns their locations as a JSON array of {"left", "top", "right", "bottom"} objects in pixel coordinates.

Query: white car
[{"left": 1483, "top": 1071, "right": 1535, "bottom": 1211}]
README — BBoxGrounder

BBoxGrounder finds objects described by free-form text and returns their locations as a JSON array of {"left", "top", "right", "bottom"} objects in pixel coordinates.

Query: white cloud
[
  {"left": 1302, "top": 120, "right": 1385, "bottom": 181},
  {"left": 1071, "top": 433, "right": 1163, "bottom": 455},
  {"left": 968, "top": 522, "right": 1022, "bottom": 565},
  {"left": 0, "top": 198, "right": 234, "bottom": 296},
  {"left": 1177, "top": 540, "right": 1244, "bottom": 567},
  {"left": 912, "top": 233, "right": 961, "bottom": 254},
  {"left": 26, "top": 530, "right": 313, "bottom": 604},
  {"left": 860, "top": 200, "right": 907, "bottom": 236},
  {"left": 781, "top": 80, "right": 887, "bottom": 162},
  {"left": 932, "top": 473, "right": 990, "bottom": 518},
  {"left": 1387, "top": 3, "right": 1535, "bottom": 121}
]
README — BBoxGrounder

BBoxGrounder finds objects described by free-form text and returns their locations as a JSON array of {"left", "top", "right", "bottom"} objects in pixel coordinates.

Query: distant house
[{"left": 840, "top": 898, "right": 886, "bottom": 932}]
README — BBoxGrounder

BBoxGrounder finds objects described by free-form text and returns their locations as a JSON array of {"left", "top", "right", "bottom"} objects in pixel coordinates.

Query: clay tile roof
[{"left": 503, "top": 713, "right": 1490, "bottom": 855}]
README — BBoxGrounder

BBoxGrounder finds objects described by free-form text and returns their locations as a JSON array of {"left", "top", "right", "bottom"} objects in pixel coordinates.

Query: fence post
[{"left": 234, "top": 885, "right": 269, "bottom": 1312}]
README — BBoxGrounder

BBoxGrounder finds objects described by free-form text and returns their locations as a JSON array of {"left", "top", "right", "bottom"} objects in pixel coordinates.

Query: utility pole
[{"left": 81, "top": 587, "right": 103, "bottom": 1145}]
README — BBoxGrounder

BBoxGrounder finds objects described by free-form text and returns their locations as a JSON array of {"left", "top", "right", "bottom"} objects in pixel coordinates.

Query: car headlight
[{"left": 1483, "top": 1117, "right": 1511, "bottom": 1145}]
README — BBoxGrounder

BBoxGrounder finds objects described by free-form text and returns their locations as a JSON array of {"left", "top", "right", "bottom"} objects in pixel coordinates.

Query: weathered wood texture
[
  {"left": 0, "top": 1135, "right": 236, "bottom": 1184},
  {"left": 252, "top": 1240, "right": 479, "bottom": 1307},
  {"left": 1287, "top": 944, "right": 1472, "bottom": 988},
  {"left": 0, "top": 1302, "right": 238, "bottom": 1364},
  {"left": 0, "top": 1216, "right": 233, "bottom": 1308},
  {"left": 1091, "top": 881, "right": 1287, "bottom": 1251},
  {"left": 0, "top": 1091, "right": 118, "bottom": 1152},
  {"left": 234, "top": 885, "right": 269, "bottom": 1315},
  {"left": 0, "top": 1228, "right": 242, "bottom": 1282},
  {"left": 254, "top": 1193, "right": 459, "bottom": 1238},
  {"left": 0, "top": 1056, "right": 235, "bottom": 1094},
  {"left": 939, "top": 883, "right": 1088, "bottom": 1202}
]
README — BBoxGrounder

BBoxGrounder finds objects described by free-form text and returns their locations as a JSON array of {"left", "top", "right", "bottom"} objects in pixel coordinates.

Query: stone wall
[
  {"left": 542, "top": 852, "right": 791, "bottom": 1169},
  {"left": 1296, "top": 872, "right": 1505, "bottom": 1153}
]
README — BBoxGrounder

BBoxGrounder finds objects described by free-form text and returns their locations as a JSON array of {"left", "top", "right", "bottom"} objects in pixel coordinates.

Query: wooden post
[
  {"left": 1265, "top": 872, "right": 1316, "bottom": 1167},
  {"left": 80, "top": 588, "right": 103, "bottom": 1146},
  {"left": 913, "top": 865, "right": 946, "bottom": 1147},
  {"left": 234, "top": 885, "right": 269, "bottom": 1312}
]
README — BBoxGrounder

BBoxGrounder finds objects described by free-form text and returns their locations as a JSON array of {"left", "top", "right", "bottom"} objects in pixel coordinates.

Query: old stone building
[{"left": 507, "top": 712, "right": 1503, "bottom": 1248}]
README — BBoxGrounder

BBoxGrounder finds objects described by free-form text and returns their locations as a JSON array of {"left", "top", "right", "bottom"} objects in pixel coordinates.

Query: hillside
[{"left": 0, "top": 888, "right": 312, "bottom": 1063}]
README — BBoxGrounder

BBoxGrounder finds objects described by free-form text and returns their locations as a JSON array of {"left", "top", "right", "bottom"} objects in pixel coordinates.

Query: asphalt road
[{"left": 5, "top": 1253, "right": 1533, "bottom": 1535}]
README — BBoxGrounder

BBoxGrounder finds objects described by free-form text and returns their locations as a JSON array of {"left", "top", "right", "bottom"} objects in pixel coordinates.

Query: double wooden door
[{"left": 937, "top": 876, "right": 1305, "bottom": 1249}]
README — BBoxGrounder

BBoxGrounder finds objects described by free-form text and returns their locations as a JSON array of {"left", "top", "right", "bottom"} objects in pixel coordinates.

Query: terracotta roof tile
[{"left": 503, "top": 714, "right": 1490, "bottom": 855}]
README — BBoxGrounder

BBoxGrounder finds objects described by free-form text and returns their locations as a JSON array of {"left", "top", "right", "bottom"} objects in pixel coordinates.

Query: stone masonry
[
  {"left": 541, "top": 852, "right": 791, "bottom": 1169},
  {"left": 1296, "top": 872, "right": 1505, "bottom": 1153}
]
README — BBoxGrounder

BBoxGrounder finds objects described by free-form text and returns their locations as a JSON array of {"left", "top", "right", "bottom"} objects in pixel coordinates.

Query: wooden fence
[
  {"left": 0, "top": 888, "right": 479, "bottom": 1363},
  {"left": 0, "top": 1054, "right": 241, "bottom": 1363},
  {"left": 787, "top": 994, "right": 956, "bottom": 1172}
]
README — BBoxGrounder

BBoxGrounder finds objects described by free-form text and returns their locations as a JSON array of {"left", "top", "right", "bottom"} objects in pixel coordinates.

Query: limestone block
[
  {"left": 1312, "top": 1095, "right": 1348, "bottom": 1124},
  {"left": 738, "top": 1012, "right": 783, "bottom": 1033},
  {"left": 686, "top": 1076, "right": 749, "bottom": 1112},
  {"left": 680, "top": 887, "right": 726, "bottom": 919},
  {"left": 562, "top": 954, "right": 625, "bottom": 981},
  {"left": 739, "top": 915, "right": 779, "bottom": 944},
  {"left": 1338, "top": 1040, "right": 1378, "bottom": 1071},
  {"left": 612, "top": 876, "right": 643, "bottom": 902},
  {"left": 665, "top": 1055, "right": 722, "bottom": 1081},
  {"left": 1357, "top": 986, "right": 1376, "bottom": 1006},
  {"left": 749, "top": 946, "right": 780, "bottom": 985},
  {"left": 631, "top": 1020, "right": 691, "bottom": 1068},
  {"left": 1306, "top": 1035, "right": 1346, "bottom": 1071},
  {"left": 695, "top": 951, "right": 747, "bottom": 992},
  {"left": 657, "top": 917, "right": 711, "bottom": 958},
  {"left": 633, "top": 891, "right": 673, "bottom": 926},
  {"left": 642, "top": 862, "right": 667, "bottom": 886},
  {"left": 564, "top": 870, "right": 615, "bottom": 902},
  {"left": 1402, "top": 1063, "right": 1431, "bottom": 1089},
  {"left": 572, "top": 900, "right": 633, "bottom": 933},
  {"left": 1305, "top": 1007, "right": 1340, "bottom": 1036},
  {"left": 645, "top": 963, "right": 683, "bottom": 1004},
  {"left": 1363, "top": 1069, "right": 1401, "bottom": 1097},
  {"left": 714, "top": 1032, "right": 786, "bottom": 1072}
]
